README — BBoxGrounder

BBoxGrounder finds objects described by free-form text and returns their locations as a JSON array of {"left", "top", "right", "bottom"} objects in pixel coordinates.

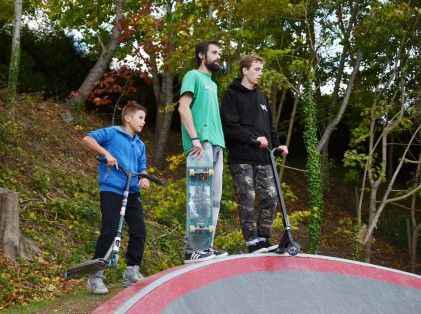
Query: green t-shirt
[{"left": 180, "top": 69, "right": 225, "bottom": 154}]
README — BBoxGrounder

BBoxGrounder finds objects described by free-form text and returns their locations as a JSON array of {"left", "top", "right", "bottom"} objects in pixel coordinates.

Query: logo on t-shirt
[{"left": 260, "top": 104, "right": 268, "bottom": 111}]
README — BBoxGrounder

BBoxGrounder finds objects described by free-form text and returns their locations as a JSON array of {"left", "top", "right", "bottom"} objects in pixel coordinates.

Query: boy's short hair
[
  {"left": 239, "top": 54, "right": 264, "bottom": 78},
  {"left": 122, "top": 102, "right": 147, "bottom": 123},
  {"left": 195, "top": 40, "right": 221, "bottom": 66}
]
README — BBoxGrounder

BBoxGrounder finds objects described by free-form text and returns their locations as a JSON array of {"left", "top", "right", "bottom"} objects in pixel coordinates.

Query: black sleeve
[{"left": 221, "top": 91, "right": 254, "bottom": 143}]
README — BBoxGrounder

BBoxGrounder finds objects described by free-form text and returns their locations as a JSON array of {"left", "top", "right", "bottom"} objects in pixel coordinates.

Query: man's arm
[
  {"left": 82, "top": 135, "right": 118, "bottom": 168},
  {"left": 178, "top": 93, "right": 202, "bottom": 157}
]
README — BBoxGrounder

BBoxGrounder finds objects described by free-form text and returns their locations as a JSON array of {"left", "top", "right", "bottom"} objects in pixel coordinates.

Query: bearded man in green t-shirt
[{"left": 178, "top": 40, "right": 227, "bottom": 263}]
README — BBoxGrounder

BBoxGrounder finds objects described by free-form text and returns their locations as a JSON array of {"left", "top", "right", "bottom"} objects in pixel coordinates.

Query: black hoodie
[{"left": 221, "top": 78, "right": 280, "bottom": 164}]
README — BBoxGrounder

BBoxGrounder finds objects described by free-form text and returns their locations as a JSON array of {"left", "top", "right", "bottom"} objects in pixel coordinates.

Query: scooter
[
  {"left": 250, "top": 139, "right": 300, "bottom": 256},
  {"left": 64, "top": 156, "right": 165, "bottom": 279}
]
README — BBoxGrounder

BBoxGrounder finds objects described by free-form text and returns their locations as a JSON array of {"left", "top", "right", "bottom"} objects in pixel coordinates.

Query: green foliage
[
  {"left": 214, "top": 230, "right": 244, "bottom": 253},
  {"left": 0, "top": 26, "right": 95, "bottom": 100},
  {"left": 302, "top": 79, "right": 323, "bottom": 253},
  {"left": 143, "top": 155, "right": 185, "bottom": 230},
  {"left": 334, "top": 218, "right": 365, "bottom": 261},
  {"left": 31, "top": 166, "right": 51, "bottom": 195}
]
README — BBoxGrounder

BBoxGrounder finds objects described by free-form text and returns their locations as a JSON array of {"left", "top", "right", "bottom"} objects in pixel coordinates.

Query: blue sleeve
[
  {"left": 138, "top": 143, "right": 147, "bottom": 173},
  {"left": 87, "top": 127, "right": 114, "bottom": 145}
]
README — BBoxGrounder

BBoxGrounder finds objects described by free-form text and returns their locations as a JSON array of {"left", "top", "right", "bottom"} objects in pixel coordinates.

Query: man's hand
[
  {"left": 139, "top": 178, "right": 150, "bottom": 189},
  {"left": 276, "top": 145, "right": 289, "bottom": 157},
  {"left": 256, "top": 136, "right": 268, "bottom": 149},
  {"left": 189, "top": 139, "right": 203, "bottom": 159}
]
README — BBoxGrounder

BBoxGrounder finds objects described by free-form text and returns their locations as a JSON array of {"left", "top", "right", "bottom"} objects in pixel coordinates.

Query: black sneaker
[
  {"left": 205, "top": 248, "right": 228, "bottom": 258},
  {"left": 248, "top": 242, "right": 268, "bottom": 253},
  {"left": 184, "top": 250, "right": 216, "bottom": 264}
]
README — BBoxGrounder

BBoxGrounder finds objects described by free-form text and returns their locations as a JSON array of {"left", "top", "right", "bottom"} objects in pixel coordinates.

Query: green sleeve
[{"left": 180, "top": 71, "right": 196, "bottom": 97}]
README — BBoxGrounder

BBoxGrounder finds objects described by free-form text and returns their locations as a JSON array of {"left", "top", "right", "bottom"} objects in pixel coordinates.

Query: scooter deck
[
  {"left": 64, "top": 258, "right": 108, "bottom": 279},
  {"left": 185, "top": 153, "right": 214, "bottom": 251}
]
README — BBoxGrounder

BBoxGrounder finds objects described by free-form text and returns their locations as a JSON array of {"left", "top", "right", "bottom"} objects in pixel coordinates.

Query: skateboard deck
[{"left": 185, "top": 151, "right": 214, "bottom": 251}]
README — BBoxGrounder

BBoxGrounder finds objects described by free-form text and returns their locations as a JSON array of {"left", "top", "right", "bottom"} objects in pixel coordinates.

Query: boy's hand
[
  {"left": 139, "top": 178, "right": 150, "bottom": 189},
  {"left": 276, "top": 145, "right": 289, "bottom": 157},
  {"left": 256, "top": 136, "right": 268, "bottom": 149},
  {"left": 105, "top": 153, "right": 118, "bottom": 170}
]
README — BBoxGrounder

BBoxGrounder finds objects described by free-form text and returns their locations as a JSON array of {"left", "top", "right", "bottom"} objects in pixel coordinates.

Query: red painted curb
[{"left": 94, "top": 255, "right": 421, "bottom": 313}]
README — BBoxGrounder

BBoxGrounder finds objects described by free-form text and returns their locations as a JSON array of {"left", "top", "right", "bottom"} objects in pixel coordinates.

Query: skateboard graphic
[{"left": 185, "top": 151, "right": 214, "bottom": 251}]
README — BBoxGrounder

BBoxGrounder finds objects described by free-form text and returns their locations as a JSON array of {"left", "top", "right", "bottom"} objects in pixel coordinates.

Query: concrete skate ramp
[{"left": 93, "top": 254, "right": 421, "bottom": 314}]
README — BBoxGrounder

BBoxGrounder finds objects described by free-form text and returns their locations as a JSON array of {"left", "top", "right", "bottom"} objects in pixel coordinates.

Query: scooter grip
[
  {"left": 96, "top": 155, "right": 108, "bottom": 164},
  {"left": 139, "top": 173, "right": 166, "bottom": 186},
  {"left": 96, "top": 156, "right": 166, "bottom": 185},
  {"left": 274, "top": 147, "right": 285, "bottom": 156}
]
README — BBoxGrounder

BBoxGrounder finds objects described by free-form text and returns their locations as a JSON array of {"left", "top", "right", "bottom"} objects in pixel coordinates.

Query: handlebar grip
[
  {"left": 139, "top": 174, "right": 166, "bottom": 185},
  {"left": 96, "top": 155, "right": 107, "bottom": 164},
  {"left": 96, "top": 155, "right": 166, "bottom": 185}
]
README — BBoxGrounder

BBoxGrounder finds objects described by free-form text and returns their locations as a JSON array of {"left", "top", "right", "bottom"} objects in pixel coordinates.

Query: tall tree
[
  {"left": 343, "top": 0, "right": 421, "bottom": 262},
  {"left": 5, "top": 0, "right": 23, "bottom": 109},
  {"left": 64, "top": 0, "right": 126, "bottom": 113}
]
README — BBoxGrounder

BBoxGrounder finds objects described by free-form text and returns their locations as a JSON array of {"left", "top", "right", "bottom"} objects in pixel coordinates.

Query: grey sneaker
[
  {"left": 87, "top": 270, "right": 108, "bottom": 294},
  {"left": 123, "top": 265, "right": 144, "bottom": 288}
]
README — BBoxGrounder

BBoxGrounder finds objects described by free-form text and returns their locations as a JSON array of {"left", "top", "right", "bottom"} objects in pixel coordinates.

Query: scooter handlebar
[
  {"left": 96, "top": 156, "right": 166, "bottom": 185},
  {"left": 249, "top": 138, "right": 284, "bottom": 155}
]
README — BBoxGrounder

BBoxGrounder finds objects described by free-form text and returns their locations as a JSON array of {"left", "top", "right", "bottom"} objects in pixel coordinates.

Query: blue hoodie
[{"left": 88, "top": 126, "right": 147, "bottom": 194}]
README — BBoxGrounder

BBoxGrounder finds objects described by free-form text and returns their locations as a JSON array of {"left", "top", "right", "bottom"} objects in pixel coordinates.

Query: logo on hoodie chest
[{"left": 259, "top": 104, "right": 268, "bottom": 112}]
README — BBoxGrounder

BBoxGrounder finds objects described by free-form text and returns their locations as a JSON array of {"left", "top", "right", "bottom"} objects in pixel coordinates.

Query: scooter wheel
[
  {"left": 64, "top": 271, "right": 73, "bottom": 279},
  {"left": 189, "top": 225, "right": 196, "bottom": 232},
  {"left": 189, "top": 169, "right": 195, "bottom": 176},
  {"left": 287, "top": 242, "right": 300, "bottom": 256}
]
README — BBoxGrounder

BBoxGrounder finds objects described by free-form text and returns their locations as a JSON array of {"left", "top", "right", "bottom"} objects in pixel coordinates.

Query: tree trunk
[
  {"left": 64, "top": 0, "right": 126, "bottom": 116},
  {"left": 410, "top": 223, "right": 421, "bottom": 273},
  {"left": 275, "top": 88, "right": 287, "bottom": 127},
  {"left": 5, "top": 0, "right": 23, "bottom": 109},
  {"left": 279, "top": 89, "right": 298, "bottom": 181},
  {"left": 317, "top": 52, "right": 362, "bottom": 152},
  {"left": 0, "top": 188, "right": 40, "bottom": 261},
  {"left": 154, "top": 73, "right": 174, "bottom": 169}
]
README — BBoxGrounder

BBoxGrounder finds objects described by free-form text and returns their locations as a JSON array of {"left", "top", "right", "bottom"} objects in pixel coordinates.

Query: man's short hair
[
  {"left": 122, "top": 102, "right": 147, "bottom": 123},
  {"left": 195, "top": 40, "right": 221, "bottom": 66},
  {"left": 239, "top": 54, "right": 264, "bottom": 78}
]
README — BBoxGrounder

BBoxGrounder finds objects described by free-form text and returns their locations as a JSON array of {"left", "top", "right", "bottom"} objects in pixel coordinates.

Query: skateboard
[{"left": 185, "top": 151, "right": 214, "bottom": 251}]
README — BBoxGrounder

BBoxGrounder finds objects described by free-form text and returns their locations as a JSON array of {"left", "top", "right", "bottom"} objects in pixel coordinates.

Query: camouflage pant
[{"left": 230, "top": 163, "right": 277, "bottom": 242}]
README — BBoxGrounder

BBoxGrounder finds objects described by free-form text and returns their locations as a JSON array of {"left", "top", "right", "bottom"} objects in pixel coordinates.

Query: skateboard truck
[
  {"left": 189, "top": 224, "right": 215, "bottom": 233},
  {"left": 189, "top": 168, "right": 214, "bottom": 179}
]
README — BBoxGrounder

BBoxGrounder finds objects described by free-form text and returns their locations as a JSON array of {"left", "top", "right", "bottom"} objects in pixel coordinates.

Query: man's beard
[{"left": 204, "top": 57, "right": 221, "bottom": 72}]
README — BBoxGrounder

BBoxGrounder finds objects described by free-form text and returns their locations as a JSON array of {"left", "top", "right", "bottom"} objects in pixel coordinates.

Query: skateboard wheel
[
  {"left": 209, "top": 169, "right": 214, "bottom": 176},
  {"left": 208, "top": 225, "right": 215, "bottom": 233},
  {"left": 189, "top": 225, "right": 196, "bottom": 232},
  {"left": 189, "top": 169, "right": 195, "bottom": 176}
]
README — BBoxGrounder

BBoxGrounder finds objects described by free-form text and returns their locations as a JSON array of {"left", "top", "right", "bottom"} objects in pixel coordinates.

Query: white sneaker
[
  {"left": 87, "top": 270, "right": 108, "bottom": 294},
  {"left": 123, "top": 265, "right": 144, "bottom": 287}
]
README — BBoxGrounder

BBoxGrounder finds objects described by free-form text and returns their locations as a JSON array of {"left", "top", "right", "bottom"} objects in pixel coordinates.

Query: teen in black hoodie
[{"left": 221, "top": 55, "right": 288, "bottom": 253}]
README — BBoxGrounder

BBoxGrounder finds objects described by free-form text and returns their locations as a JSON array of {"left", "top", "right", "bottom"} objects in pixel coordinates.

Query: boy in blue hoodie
[{"left": 83, "top": 103, "right": 150, "bottom": 294}]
